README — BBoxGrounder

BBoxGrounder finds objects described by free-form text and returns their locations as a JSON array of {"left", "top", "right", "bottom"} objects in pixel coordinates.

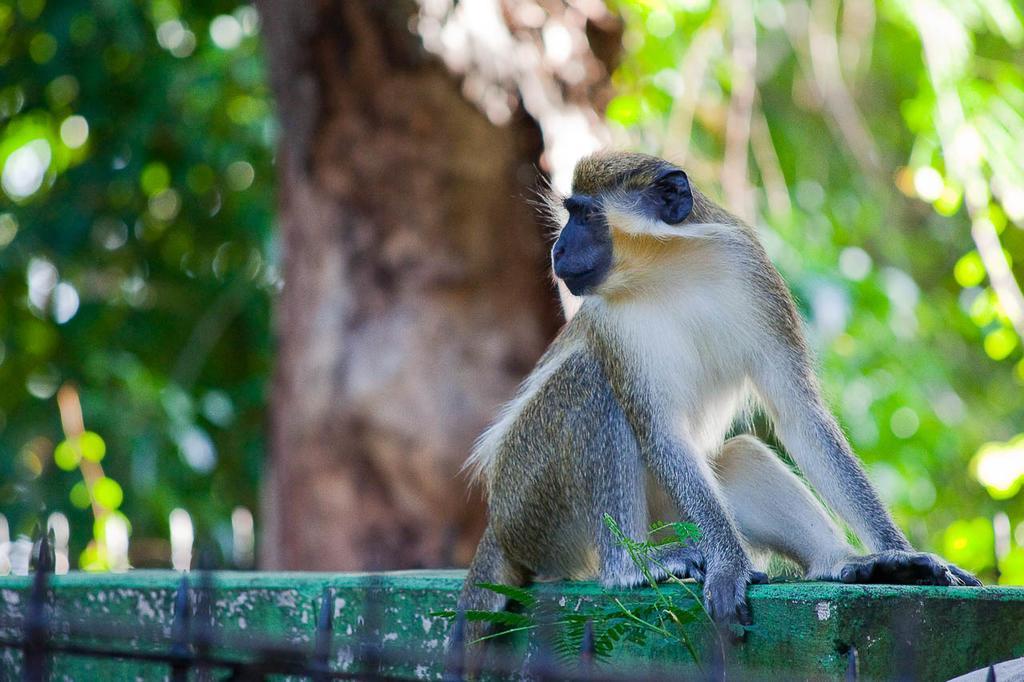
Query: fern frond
[
  {"left": 463, "top": 609, "right": 534, "bottom": 628},
  {"left": 476, "top": 582, "right": 538, "bottom": 607}
]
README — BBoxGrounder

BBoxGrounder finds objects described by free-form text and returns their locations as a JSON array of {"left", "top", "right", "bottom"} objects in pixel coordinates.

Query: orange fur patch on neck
[{"left": 598, "top": 229, "right": 691, "bottom": 302}]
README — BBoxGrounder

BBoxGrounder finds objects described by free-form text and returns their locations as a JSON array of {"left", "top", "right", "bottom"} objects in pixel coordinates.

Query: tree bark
[
  {"left": 256, "top": 0, "right": 562, "bottom": 570},
  {"left": 257, "top": 0, "right": 618, "bottom": 570}
]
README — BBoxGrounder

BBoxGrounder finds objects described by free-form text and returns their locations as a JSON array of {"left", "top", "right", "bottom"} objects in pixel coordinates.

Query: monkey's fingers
[
  {"left": 875, "top": 553, "right": 936, "bottom": 584},
  {"left": 680, "top": 565, "right": 706, "bottom": 583},
  {"left": 839, "top": 561, "right": 873, "bottom": 583},
  {"left": 707, "top": 601, "right": 748, "bottom": 643},
  {"left": 839, "top": 553, "right": 904, "bottom": 583},
  {"left": 735, "top": 599, "right": 753, "bottom": 628},
  {"left": 662, "top": 546, "right": 706, "bottom": 582},
  {"left": 749, "top": 570, "right": 769, "bottom": 585},
  {"left": 905, "top": 554, "right": 983, "bottom": 587},
  {"left": 947, "top": 564, "right": 983, "bottom": 587},
  {"left": 907, "top": 553, "right": 953, "bottom": 586},
  {"left": 702, "top": 571, "right": 756, "bottom": 642},
  {"left": 841, "top": 551, "right": 964, "bottom": 586}
]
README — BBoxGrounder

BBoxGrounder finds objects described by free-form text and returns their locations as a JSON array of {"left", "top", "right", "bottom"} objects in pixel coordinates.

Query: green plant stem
[
  {"left": 612, "top": 597, "right": 674, "bottom": 639},
  {"left": 471, "top": 623, "right": 538, "bottom": 644}
]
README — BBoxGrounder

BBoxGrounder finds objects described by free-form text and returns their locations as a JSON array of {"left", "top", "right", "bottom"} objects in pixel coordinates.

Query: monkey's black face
[
  {"left": 552, "top": 194, "right": 613, "bottom": 296},
  {"left": 553, "top": 167, "right": 695, "bottom": 296}
]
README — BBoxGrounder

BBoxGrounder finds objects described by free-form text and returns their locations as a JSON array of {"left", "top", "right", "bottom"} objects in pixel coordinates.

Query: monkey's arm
[
  {"left": 761, "top": 360, "right": 913, "bottom": 552},
  {"left": 753, "top": 355, "right": 911, "bottom": 553},
  {"left": 644, "top": 429, "right": 760, "bottom": 625},
  {"left": 752, "top": 338, "right": 980, "bottom": 585},
  {"left": 603, "top": 354, "right": 759, "bottom": 626}
]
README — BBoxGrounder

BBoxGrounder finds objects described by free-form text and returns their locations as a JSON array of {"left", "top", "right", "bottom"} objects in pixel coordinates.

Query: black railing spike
[
  {"left": 987, "top": 664, "right": 997, "bottom": 682},
  {"left": 197, "top": 543, "right": 218, "bottom": 572},
  {"left": 312, "top": 587, "right": 334, "bottom": 682},
  {"left": 172, "top": 574, "right": 191, "bottom": 632},
  {"left": 527, "top": 596, "right": 559, "bottom": 682},
  {"left": 36, "top": 530, "right": 54, "bottom": 575},
  {"left": 195, "top": 558, "right": 216, "bottom": 681},
  {"left": 845, "top": 645, "right": 859, "bottom": 681},
  {"left": 709, "top": 632, "right": 726, "bottom": 682},
  {"left": 170, "top": 574, "right": 191, "bottom": 682},
  {"left": 22, "top": 530, "right": 52, "bottom": 682},
  {"left": 357, "top": 576, "right": 384, "bottom": 680},
  {"left": 889, "top": 612, "right": 915, "bottom": 682},
  {"left": 442, "top": 610, "right": 466, "bottom": 682},
  {"left": 579, "top": 619, "right": 595, "bottom": 670}
]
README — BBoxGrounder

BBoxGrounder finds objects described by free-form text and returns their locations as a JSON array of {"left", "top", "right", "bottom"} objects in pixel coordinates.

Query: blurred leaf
[
  {"left": 78, "top": 431, "right": 106, "bottom": 462},
  {"left": 0, "top": 0, "right": 272, "bottom": 568},
  {"left": 92, "top": 477, "right": 123, "bottom": 510},
  {"left": 53, "top": 439, "right": 80, "bottom": 471},
  {"left": 69, "top": 481, "right": 90, "bottom": 509},
  {"left": 943, "top": 517, "right": 995, "bottom": 572}
]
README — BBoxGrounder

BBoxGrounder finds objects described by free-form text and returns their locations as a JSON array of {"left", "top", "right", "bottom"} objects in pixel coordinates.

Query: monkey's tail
[{"left": 454, "top": 524, "right": 525, "bottom": 675}]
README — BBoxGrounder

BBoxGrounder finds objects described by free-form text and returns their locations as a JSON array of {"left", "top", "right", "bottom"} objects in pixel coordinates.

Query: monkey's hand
[
  {"left": 657, "top": 545, "right": 706, "bottom": 581},
  {"left": 838, "top": 551, "right": 982, "bottom": 587},
  {"left": 701, "top": 554, "right": 767, "bottom": 639},
  {"left": 601, "top": 545, "right": 710, "bottom": 588}
]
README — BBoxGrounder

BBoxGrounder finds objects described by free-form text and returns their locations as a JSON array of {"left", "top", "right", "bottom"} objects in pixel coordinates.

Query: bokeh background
[{"left": 0, "top": 0, "right": 1022, "bottom": 583}]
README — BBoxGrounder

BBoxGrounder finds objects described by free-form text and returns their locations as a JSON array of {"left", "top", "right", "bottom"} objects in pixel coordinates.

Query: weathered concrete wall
[{"left": 0, "top": 571, "right": 1022, "bottom": 680}]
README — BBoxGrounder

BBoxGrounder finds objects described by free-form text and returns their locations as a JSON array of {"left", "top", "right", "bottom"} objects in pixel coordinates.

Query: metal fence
[
  {"left": 0, "top": 534, "right": 653, "bottom": 681},
  {"left": 0, "top": 534, "right": 1004, "bottom": 681}
]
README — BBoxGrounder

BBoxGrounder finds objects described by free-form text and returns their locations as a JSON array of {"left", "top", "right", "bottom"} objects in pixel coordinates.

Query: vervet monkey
[{"left": 458, "top": 151, "right": 980, "bottom": 638}]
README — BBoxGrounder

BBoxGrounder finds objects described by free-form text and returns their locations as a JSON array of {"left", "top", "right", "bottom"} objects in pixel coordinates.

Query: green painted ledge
[{"left": 0, "top": 570, "right": 1022, "bottom": 680}]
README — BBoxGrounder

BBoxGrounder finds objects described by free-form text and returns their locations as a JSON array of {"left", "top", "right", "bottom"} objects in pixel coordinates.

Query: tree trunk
[{"left": 256, "top": 0, "right": 564, "bottom": 569}]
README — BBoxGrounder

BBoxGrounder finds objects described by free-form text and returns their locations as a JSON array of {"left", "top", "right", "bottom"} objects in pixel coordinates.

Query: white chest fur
[{"left": 603, "top": 250, "right": 759, "bottom": 456}]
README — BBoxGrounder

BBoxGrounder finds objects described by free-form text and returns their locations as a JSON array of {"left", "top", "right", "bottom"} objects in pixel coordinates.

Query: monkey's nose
[{"left": 552, "top": 244, "right": 565, "bottom": 261}]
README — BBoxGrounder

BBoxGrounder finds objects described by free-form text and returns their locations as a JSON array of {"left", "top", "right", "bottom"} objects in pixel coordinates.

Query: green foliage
[
  {"left": 54, "top": 431, "right": 105, "bottom": 470},
  {"left": 646, "top": 518, "right": 702, "bottom": 546},
  {"left": 0, "top": 0, "right": 273, "bottom": 566},
  {"left": 474, "top": 581, "right": 539, "bottom": 608},
  {"left": 436, "top": 516, "right": 711, "bottom": 666},
  {"left": 4, "top": 0, "right": 1024, "bottom": 585},
  {"left": 609, "top": 0, "right": 1024, "bottom": 584}
]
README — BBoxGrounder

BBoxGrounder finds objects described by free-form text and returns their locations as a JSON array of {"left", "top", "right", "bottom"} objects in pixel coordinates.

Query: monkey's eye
[{"left": 651, "top": 170, "right": 693, "bottom": 224}]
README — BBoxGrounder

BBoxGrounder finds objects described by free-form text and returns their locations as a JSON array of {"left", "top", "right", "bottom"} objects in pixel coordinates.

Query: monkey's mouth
[{"left": 559, "top": 268, "right": 604, "bottom": 296}]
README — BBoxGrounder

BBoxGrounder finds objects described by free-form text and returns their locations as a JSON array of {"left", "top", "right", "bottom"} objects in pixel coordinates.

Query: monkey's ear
[{"left": 652, "top": 170, "right": 693, "bottom": 224}]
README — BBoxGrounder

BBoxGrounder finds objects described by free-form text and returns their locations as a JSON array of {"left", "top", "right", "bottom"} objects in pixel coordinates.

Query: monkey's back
[{"left": 483, "top": 321, "right": 640, "bottom": 580}]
